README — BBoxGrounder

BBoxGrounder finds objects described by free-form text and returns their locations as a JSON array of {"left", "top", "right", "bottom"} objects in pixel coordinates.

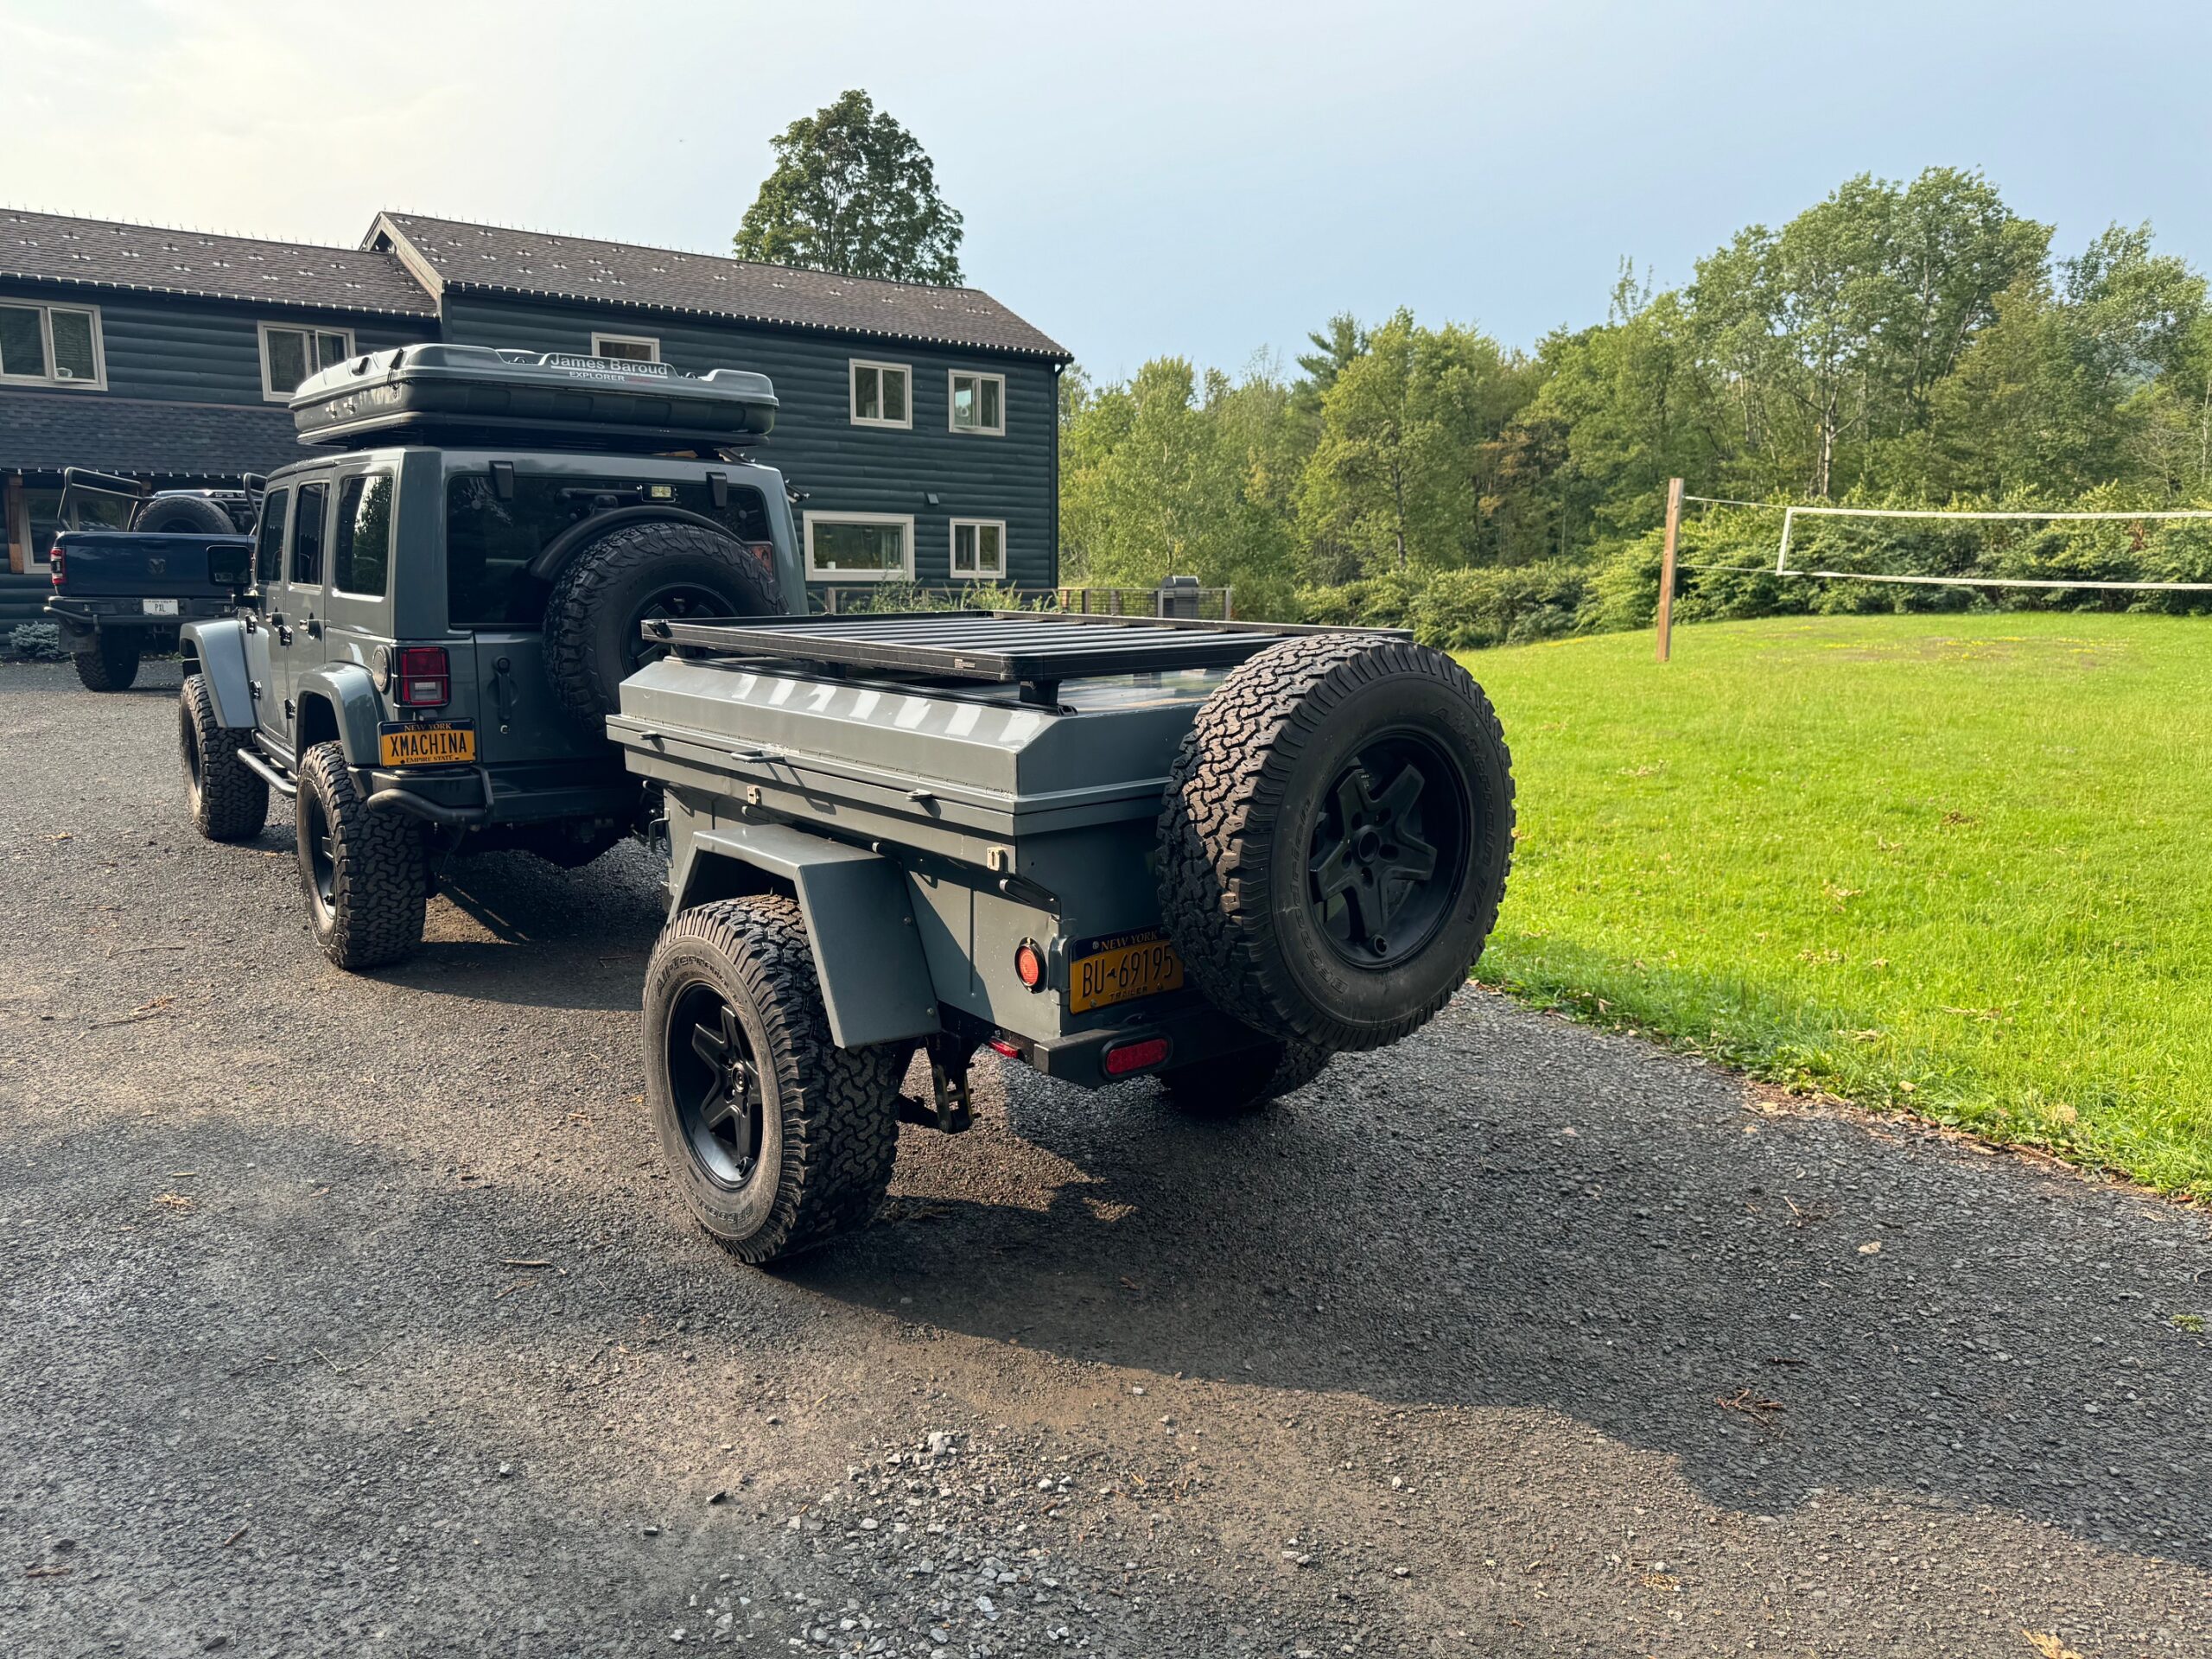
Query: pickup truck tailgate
[{"left": 51, "top": 531, "right": 252, "bottom": 598}]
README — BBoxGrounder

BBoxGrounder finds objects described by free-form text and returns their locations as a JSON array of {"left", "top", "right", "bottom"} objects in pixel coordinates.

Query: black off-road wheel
[
  {"left": 643, "top": 897, "right": 906, "bottom": 1266},
  {"left": 1159, "top": 1039, "right": 1332, "bottom": 1118},
  {"left": 178, "top": 673, "right": 269, "bottom": 842},
  {"left": 73, "top": 634, "right": 142, "bottom": 692},
  {"left": 1158, "top": 635, "right": 1515, "bottom": 1052},
  {"left": 295, "top": 741, "right": 426, "bottom": 969},
  {"left": 545, "top": 521, "right": 779, "bottom": 733}
]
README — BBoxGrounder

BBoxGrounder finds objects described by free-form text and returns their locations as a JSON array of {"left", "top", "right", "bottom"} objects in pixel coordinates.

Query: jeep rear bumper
[{"left": 353, "top": 759, "right": 638, "bottom": 829}]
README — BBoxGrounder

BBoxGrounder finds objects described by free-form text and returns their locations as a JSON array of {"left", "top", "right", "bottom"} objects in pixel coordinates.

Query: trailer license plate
[
  {"left": 142, "top": 598, "right": 179, "bottom": 616},
  {"left": 1068, "top": 929, "right": 1185, "bottom": 1014},
  {"left": 377, "top": 721, "right": 476, "bottom": 766}
]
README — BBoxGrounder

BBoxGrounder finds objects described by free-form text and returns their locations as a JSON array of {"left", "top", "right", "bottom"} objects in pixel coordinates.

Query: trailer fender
[
  {"left": 679, "top": 819, "right": 942, "bottom": 1050},
  {"left": 292, "top": 661, "right": 386, "bottom": 766},
  {"left": 178, "top": 618, "right": 254, "bottom": 728}
]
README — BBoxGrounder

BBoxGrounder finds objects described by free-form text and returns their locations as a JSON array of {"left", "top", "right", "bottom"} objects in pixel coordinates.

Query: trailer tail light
[
  {"left": 985, "top": 1037, "right": 1023, "bottom": 1059},
  {"left": 395, "top": 646, "right": 450, "bottom": 709},
  {"left": 1013, "top": 940, "right": 1046, "bottom": 991},
  {"left": 1103, "top": 1036, "right": 1171, "bottom": 1077}
]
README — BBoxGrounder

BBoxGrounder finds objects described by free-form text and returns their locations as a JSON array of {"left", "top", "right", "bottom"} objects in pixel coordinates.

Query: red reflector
[
  {"left": 1103, "top": 1037, "right": 1171, "bottom": 1077},
  {"left": 48, "top": 548, "right": 65, "bottom": 586},
  {"left": 395, "top": 646, "right": 450, "bottom": 709},
  {"left": 1014, "top": 941, "right": 1045, "bottom": 989},
  {"left": 985, "top": 1037, "right": 1022, "bottom": 1059}
]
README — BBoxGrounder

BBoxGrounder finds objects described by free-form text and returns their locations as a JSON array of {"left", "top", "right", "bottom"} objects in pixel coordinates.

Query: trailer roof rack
[{"left": 641, "top": 610, "right": 1409, "bottom": 704}]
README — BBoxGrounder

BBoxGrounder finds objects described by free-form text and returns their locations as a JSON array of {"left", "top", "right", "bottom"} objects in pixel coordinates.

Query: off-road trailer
[{"left": 611, "top": 608, "right": 1516, "bottom": 1263}]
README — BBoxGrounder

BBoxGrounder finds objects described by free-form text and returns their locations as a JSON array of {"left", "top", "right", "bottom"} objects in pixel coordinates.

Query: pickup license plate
[
  {"left": 1068, "top": 928, "right": 1185, "bottom": 1014},
  {"left": 142, "top": 597, "right": 179, "bottom": 616},
  {"left": 378, "top": 721, "right": 476, "bottom": 767}
]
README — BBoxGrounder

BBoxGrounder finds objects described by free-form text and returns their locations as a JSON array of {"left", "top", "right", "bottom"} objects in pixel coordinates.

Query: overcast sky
[{"left": 11, "top": 1, "right": 2210, "bottom": 380}]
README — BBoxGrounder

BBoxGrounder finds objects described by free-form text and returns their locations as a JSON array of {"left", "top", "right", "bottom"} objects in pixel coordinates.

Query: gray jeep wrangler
[{"left": 178, "top": 345, "right": 799, "bottom": 968}]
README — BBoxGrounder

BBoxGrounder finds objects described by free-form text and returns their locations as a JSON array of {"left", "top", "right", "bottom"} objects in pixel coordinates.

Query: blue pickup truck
[{"left": 47, "top": 467, "right": 259, "bottom": 690}]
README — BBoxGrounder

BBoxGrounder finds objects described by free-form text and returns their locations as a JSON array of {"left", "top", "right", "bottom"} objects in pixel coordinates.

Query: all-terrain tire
[
  {"left": 135, "top": 494, "right": 238, "bottom": 535},
  {"left": 544, "top": 521, "right": 779, "bottom": 733},
  {"left": 178, "top": 673, "right": 269, "bottom": 842},
  {"left": 643, "top": 897, "right": 906, "bottom": 1265},
  {"left": 73, "top": 634, "right": 141, "bottom": 692},
  {"left": 1158, "top": 634, "right": 1515, "bottom": 1052},
  {"left": 1159, "top": 1038, "right": 1332, "bottom": 1118},
  {"left": 295, "top": 741, "right": 425, "bottom": 969}
]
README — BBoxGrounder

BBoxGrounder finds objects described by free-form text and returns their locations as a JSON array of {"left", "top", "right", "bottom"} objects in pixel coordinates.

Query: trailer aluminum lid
[
  {"left": 290, "top": 343, "right": 777, "bottom": 452},
  {"left": 641, "top": 611, "right": 1412, "bottom": 703}
]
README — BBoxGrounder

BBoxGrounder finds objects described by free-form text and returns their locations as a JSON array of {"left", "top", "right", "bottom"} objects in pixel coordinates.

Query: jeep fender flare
[
  {"left": 292, "top": 661, "right": 386, "bottom": 766},
  {"left": 179, "top": 619, "right": 254, "bottom": 728},
  {"left": 673, "top": 817, "right": 941, "bottom": 1051}
]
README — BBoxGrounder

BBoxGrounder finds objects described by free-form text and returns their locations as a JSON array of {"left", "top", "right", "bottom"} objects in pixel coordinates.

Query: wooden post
[{"left": 1656, "top": 477, "right": 1683, "bottom": 663}]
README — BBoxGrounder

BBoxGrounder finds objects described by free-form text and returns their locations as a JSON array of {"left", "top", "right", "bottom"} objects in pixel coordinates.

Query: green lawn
[{"left": 1461, "top": 612, "right": 2212, "bottom": 1197}]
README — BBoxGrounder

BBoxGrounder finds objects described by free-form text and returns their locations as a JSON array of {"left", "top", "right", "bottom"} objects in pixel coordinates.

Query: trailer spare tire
[
  {"left": 545, "top": 519, "right": 780, "bottom": 730},
  {"left": 136, "top": 493, "right": 238, "bottom": 535},
  {"left": 1157, "top": 634, "right": 1514, "bottom": 1052}
]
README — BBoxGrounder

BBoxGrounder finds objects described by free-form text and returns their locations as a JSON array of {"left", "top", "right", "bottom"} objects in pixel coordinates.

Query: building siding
[
  {"left": 0, "top": 280, "right": 426, "bottom": 408},
  {"left": 438, "top": 293, "right": 1060, "bottom": 588}
]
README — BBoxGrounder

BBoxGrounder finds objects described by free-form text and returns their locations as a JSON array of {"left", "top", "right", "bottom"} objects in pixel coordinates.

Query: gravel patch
[{"left": 2, "top": 659, "right": 2209, "bottom": 1656}]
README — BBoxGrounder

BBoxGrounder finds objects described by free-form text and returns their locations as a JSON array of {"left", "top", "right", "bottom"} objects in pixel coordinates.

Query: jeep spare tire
[
  {"left": 1157, "top": 634, "right": 1515, "bottom": 1052},
  {"left": 136, "top": 493, "right": 238, "bottom": 535},
  {"left": 545, "top": 519, "right": 779, "bottom": 730}
]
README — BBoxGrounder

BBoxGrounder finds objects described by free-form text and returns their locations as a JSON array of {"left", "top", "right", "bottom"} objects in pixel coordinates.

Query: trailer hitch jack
[{"left": 897, "top": 1034, "right": 975, "bottom": 1134}]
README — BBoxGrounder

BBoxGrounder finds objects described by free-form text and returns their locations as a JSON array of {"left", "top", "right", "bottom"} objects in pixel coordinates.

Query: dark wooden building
[{"left": 0, "top": 207, "right": 1069, "bottom": 617}]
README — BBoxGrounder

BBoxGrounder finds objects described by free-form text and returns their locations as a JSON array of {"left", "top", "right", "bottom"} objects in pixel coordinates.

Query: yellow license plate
[
  {"left": 1068, "top": 929, "right": 1185, "bottom": 1014},
  {"left": 377, "top": 721, "right": 476, "bottom": 766}
]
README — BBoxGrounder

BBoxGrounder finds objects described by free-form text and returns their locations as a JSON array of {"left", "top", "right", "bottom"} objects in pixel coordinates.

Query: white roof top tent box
[{"left": 289, "top": 344, "right": 778, "bottom": 454}]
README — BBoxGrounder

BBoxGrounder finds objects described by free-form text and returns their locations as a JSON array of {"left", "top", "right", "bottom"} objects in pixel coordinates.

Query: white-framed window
[
  {"left": 948, "top": 370, "right": 1005, "bottom": 435},
  {"left": 259, "top": 322, "right": 355, "bottom": 402},
  {"left": 804, "top": 512, "right": 914, "bottom": 582},
  {"left": 849, "top": 359, "right": 912, "bottom": 429},
  {"left": 0, "top": 300, "right": 105, "bottom": 389},
  {"left": 591, "top": 332, "right": 659, "bottom": 363},
  {"left": 950, "top": 518, "right": 1006, "bottom": 580}
]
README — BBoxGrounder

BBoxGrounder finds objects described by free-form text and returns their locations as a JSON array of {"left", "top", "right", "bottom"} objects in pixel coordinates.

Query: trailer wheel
[
  {"left": 1158, "top": 634, "right": 1514, "bottom": 1051},
  {"left": 1159, "top": 1039, "right": 1332, "bottom": 1117},
  {"left": 644, "top": 896, "right": 905, "bottom": 1265},
  {"left": 73, "top": 634, "right": 141, "bottom": 692},
  {"left": 296, "top": 741, "right": 426, "bottom": 969},
  {"left": 545, "top": 521, "right": 779, "bottom": 732},
  {"left": 179, "top": 673, "right": 269, "bottom": 842}
]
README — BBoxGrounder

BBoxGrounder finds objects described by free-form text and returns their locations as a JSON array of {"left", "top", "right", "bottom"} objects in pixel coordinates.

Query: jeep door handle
[{"left": 305, "top": 618, "right": 323, "bottom": 639}]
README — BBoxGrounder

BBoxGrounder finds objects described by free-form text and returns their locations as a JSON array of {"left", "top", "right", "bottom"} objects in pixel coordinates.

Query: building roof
[
  {"left": 0, "top": 210, "right": 436, "bottom": 317},
  {"left": 0, "top": 390, "right": 300, "bottom": 478},
  {"left": 368, "top": 212, "right": 1071, "bottom": 362}
]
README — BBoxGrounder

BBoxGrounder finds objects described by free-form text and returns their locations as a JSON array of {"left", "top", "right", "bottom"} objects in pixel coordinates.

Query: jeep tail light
[
  {"left": 1103, "top": 1036, "right": 1171, "bottom": 1077},
  {"left": 395, "top": 646, "right": 450, "bottom": 709}
]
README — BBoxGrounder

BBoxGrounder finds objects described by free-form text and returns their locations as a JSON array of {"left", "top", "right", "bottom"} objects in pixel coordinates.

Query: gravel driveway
[{"left": 3, "top": 658, "right": 2209, "bottom": 1658}]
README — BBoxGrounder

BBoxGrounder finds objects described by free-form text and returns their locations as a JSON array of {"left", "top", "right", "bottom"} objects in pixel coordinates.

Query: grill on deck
[{"left": 643, "top": 611, "right": 1404, "bottom": 704}]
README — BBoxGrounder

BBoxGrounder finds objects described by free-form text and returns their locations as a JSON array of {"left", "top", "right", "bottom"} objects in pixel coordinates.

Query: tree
[
  {"left": 1296, "top": 312, "right": 1541, "bottom": 575},
  {"left": 734, "top": 90, "right": 964, "bottom": 284},
  {"left": 1292, "top": 314, "right": 1367, "bottom": 416}
]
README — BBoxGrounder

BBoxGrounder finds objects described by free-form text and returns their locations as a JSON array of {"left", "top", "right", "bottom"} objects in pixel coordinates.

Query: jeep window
[
  {"left": 254, "top": 489, "right": 291, "bottom": 587},
  {"left": 445, "top": 472, "right": 774, "bottom": 629},
  {"left": 333, "top": 474, "right": 394, "bottom": 598},
  {"left": 849, "top": 360, "right": 910, "bottom": 429},
  {"left": 290, "top": 481, "right": 329, "bottom": 588},
  {"left": 260, "top": 323, "right": 354, "bottom": 402}
]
